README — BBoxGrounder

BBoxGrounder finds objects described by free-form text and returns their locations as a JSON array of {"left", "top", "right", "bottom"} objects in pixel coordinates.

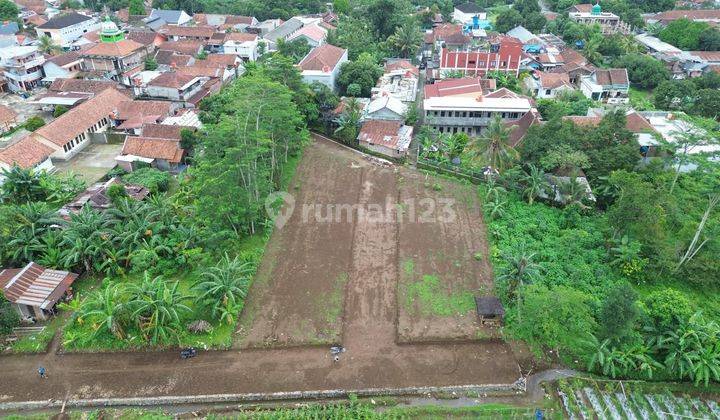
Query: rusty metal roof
[{"left": 2, "top": 262, "right": 78, "bottom": 309}]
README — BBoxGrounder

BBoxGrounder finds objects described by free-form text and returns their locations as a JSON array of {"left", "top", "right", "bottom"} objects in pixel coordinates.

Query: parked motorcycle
[{"left": 180, "top": 347, "right": 197, "bottom": 359}]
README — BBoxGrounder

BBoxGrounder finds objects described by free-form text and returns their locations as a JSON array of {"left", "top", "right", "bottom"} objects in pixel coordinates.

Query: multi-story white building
[
  {"left": 579, "top": 68, "right": 629, "bottom": 104},
  {"left": 222, "top": 32, "right": 259, "bottom": 61},
  {"left": 452, "top": 3, "right": 486, "bottom": 25},
  {"left": 35, "top": 12, "right": 99, "bottom": 47},
  {"left": 568, "top": 4, "right": 631, "bottom": 35},
  {"left": 423, "top": 77, "right": 532, "bottom": 136},
  {"left": 0, "top": 46, "right": 45, "bottom": 91}
]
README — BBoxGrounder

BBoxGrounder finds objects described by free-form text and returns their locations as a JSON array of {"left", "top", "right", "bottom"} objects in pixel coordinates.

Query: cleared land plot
[
  {"left": 396, "top": 170, "right": 497, "bottom": 343},
  {"left": 235, "top": 141, "right": 362, "bottom": 348}
]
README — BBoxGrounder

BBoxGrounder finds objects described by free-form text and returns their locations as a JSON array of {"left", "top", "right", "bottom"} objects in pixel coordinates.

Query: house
[
  {"left": 31, "top": 88, "right": 129, "bottom": 160},
  {"left": 48, "top": 77, "right": 120, "bottom": 94},
  {"left": 424, "top": 23, "right": 471, "bottom": 55},
  {"left": 364, "top": 95, "right": 407, "bottom": 121},
  {"left": 117, "top": 135, "right": 185, "bottom": 171},
  {"left": 568, "top": 3, "right": 630, "bottom": 35},
  {"left": 437, "top": 38, "right": 523, "bottom": 78},
  {"left": 81, "top": 19, "right": 146, "bottom": 81},
  {"left": 157, "top": 40, "right": 204, "bottom": 56},
  {"left": 635, "top": 33, "right": 681, "bottom": 56},
  {"left": 126, "top": 30, "right": 167, "bottom": 54},
  {"left": 526, "top": 72, "right": 574, "bottom": 98},
  {"left": 247, "top": 18, "right": 282, "bottom": 36},
  {"left": 152, "top": 49, "right": 194, "bottom": 68},
  {"left": 646, "top": 9, "right": 720, "bottom": 26},
  {"left": 423, "top": 77, "right": 532, "bottom": 136},
  {"left": 194, "top": 14, "right": 258, "bottom": 31},
  {"left": 161, "top": 108, "right": 203, "bottom": 129},
  {"left": 0, "top": 21, "right": 19, "bottom": 36},
  {"left": 474, "top": 296, "right": 504, "bottom": 326},
  {"left": 298, "top": 44, "right": 348, "bottom": 91},
  {"left": 0, "top": 262, "right": 78, "bottom": 321},
  {"left": 506, "top": 26, "right": 542, "bottom": 46},
  {"left": 564, "top": 109, "right": 661, "bottom": 157},
  {"left": 0, "top": 104, "right": 18, "bottom": 133},
  {"left": 580, "top": 68, "right": 629, "bottom": 103},
  {"left": 0, "top": 136, "right": 55, "bottom": 178},
  {"left": 287, "top": 23, "right": 327, "bottom": 47},
  {"left": 159, "top": 25, "right": 215, "bottom": 42},
  {"left": 357, "top": 119, "right": 413, "bottom": 158},
  {"left": 0, "top": 46, "right": 45, "bottom": 91},
  {"left": 638, "top": 111, "right": 720, "bottom": 169},
  {"left": 143, "top": 9, "right": 192, "bottom": 30},
  {"left": 35, "top": 12, "right": 99, "bottom": 47},
  {"left": 371, "top": 59, "right": 419, "bottom": 103},
  {"left": 141, "top": 72, "right": 206, "bottom": 104},
  {"left": 221, "top": 32, "right": 259, "bottom": 61},
  {"left": 263, "top": 17, "right": 304, "bottom": 50},
  {"left": 453, "top": 3, "right": 486, "bottom": 25},
  {"left": 58, "top": 177, "right": 150, "bottom": 217},
  {"left": 41, "top": 50, "right": 83, "bottom": 83},
  {"left": 114, "top": 100, "right": 174, "bottom": 132},
  {"left": 506, "top": 108, "right": 543, "bottom": 147}
]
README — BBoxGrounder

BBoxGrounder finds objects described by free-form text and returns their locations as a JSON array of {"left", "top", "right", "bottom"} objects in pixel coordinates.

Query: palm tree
[
  {"left": 81, "top": 284, "right": 129, "bottom": 339},
  {"left": 388, "top": 22, "right": 422, "bottom": 58},
  {"left": 131, "top": 276, "right": 191, "bottom": 345},
  {"left": 521, "top": 164, "right": 548, "bottom": 205},
  {"left": 482, "top": 197, "right": 506, "bottom": 220},
  {"left": 334, "top": 97, "right": 362, "bottom": 143},
  {"left": 193, "top": 254, "right": 254, "bottom": 322},
  {"left": 38, "top": 35, "right": 61, "bottom": 55},
  {"left": 60, "top": 206, "right": 111, "bottom": 273},
  {"left": 496, "top": 249, "right": 541, "bottom": 300},
  {"left": 466, "top": 115, "right": 518, "bottom": 173}
]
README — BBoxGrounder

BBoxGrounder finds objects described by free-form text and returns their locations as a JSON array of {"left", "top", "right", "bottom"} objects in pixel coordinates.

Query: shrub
[
  {"left": 641, "top": 288, "right": 693, "bottom": 330},
  {"left": 122, "top": 168, "right": 170, "bottom": 193},
  {"left": 0, "top": 293, "right": 20, "bottom": 335},
  {"left": 23, "top": 116, "right": 45, "bottom": 132}
]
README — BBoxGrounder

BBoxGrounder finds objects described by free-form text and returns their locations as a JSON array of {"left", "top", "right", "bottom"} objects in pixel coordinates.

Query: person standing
[{"left": 38, "top": 366, "right": 46, "bottom": 379}]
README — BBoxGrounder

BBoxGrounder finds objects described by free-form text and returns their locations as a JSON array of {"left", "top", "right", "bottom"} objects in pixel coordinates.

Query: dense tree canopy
[
  {"left": 337, "top": 53, "right": 384, "bottom": 97},
  {"left": 612, "top": 54, "right": 669, "bottom": 89}
]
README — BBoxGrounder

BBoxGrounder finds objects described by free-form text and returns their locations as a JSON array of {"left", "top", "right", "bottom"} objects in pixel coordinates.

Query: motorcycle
[{"left": 180, "top": 347, "right": 197, "bottom": 359}]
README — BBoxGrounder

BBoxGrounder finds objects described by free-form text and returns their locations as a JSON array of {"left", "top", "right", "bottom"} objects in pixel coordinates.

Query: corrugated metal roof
[{"left": 3, "top": 262, "right": 78, "bottom": 309}]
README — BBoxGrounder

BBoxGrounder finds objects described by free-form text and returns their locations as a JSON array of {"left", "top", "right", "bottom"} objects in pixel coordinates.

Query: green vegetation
[
  {"left": 9, "top": 315, "right": 63, "bottom": 353},
  {"left": 402, "top": 259, "right": 475, "bottom": 317},
  {"left": 660, "top": 18, "right": 720, "bottom": 51},
  {"left": 23, "top": 116, "right": 45, "bottom": 132},
  {"left": 121, "top": 167, "right": 171, "bottom": 193}
]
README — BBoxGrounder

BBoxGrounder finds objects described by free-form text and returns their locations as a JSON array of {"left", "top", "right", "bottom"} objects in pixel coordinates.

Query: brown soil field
[{"left": 396, "top": 170, "right": 497, "bottom": 343}]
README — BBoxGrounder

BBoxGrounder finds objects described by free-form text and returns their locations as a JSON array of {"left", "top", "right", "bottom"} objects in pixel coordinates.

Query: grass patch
[
  {"left": 405, "top": 274, "right": 475, "bottom": 317},
  {"left": 629, "top": 87, "right": 655, "bottom": 111},
  {"left": 323, "top": 272, "right": 348, "bottom": 324},
  {"left": 8, "top": 315, "right": 64, "bottom": 353}
]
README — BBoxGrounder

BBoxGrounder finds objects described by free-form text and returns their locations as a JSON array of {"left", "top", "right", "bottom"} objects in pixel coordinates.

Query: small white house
[
  {"left": 526, "top": 72, "right": 575, "bottom": 99},
  {"left": 222, "top": 32, "right": 259, "bottom": 61},
  {"left": 0, "top": 137, "right": 55, "bottom": 183},
  {"left": 453, "top": 3, "right": 487, "bottom": 25},
  {"left": 580, "top": 68, "right": 629, "bottom": 104},
  {"left": 298, "top": 44, "right": 348, "bottom": 92},
  {"left": 364, "top": 95, "right": 407, "bottom": 121}
]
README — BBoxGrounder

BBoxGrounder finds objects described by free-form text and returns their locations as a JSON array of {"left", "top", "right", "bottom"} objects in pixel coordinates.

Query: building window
[
  {"left": 440, "top": 111, "right": 445, "bottom": 117},
  {"left": 545, "top": 89, "right": 552, "bottom": 95}
]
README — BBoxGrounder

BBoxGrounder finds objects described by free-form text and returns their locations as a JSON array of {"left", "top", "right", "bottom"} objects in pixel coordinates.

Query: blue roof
[{"left": 0, "top": 22, "right": 19, "bottom": 35}]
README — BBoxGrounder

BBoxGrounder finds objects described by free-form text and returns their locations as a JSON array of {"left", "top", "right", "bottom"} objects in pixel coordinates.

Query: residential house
[
  {"left": 247, "top": 18, "right": 282, "bottom": 36},
  {"left": 287, "top": 23, "right": 327, "bottom": 47},
  {"left": 646, "top": 9, "right": 720, "bottom": 26},
  {"left": 507, "top": 26, "right": 542, "bottom": 46},
  {"left": 157, "top": 40, "right": 204, "bottom": 56},
  {"left": 364, "top": 95, "right": 407, "bottom": 121},
  {"left": 0, "top": 136, "right": 54, "bottom": 177},
  {"left": 638, "top": 111, "right": 720, "bottom": 169},
  {"left": 437, "top": 38, "right": 523, "bottom": 78},
  {"left": 0, "top": 46, "right": 45, "bottom": 91},
  {"left": 424, "top": 24, "right": 471, "bottom": 56},
  {"left": 114, "top": 100, "right": 174, "bottom": 132},
  {"left": 0, "top": 22, "right": 19, "bottom": 36},
  {"left": 194, "top": 14, "right": 257, "bottom": 31},
  {"left": 221, "top": 32, "right": 259, "bottom": 61},
  {"left": 357, "top": 119, "right": 413, "bottom": 158},
  {"left": 0, "top": 104, "right": 18, "bottom": 133},
  {"left": 152, "top": 49, "right": 194, "bottom": 67},
  {"left": 35, "top": 12, "right": 99, "bottom": 47},
  {"left": 143, "top": 9, "right": 192, "bottom": 30},
  {"left": 371, "top": 59, "right": 419, "bottom": 103},
  {"left": 423, "top": 77, "right": 532, "bottom": 136},
  {"left": 568, "top": 3, "right": 630, "bottom": 35},
  {"left": 161, "top": 108, "right": 202, "bottom": 129},
  {"left": 41, "top": 50, "right": 83, "bottom": 83},
  {"left": 525, "top": 72, "right": 574, "bottom": 98},
  {"left": 580, "top": 68, "right": 629, "bottom": 103},
  {"left": 263, "top": 17, "right": 304, "bottom": 50},
  {"left": 298, "top": 43, "right": 348, "bottom": 91},
  {"left": 118, "top": 136, "right": 185, "bottom": 171},
  {"left": 564, "top": 109, "right": 661, "bottom": 158},
  {"left": 0, "top": 262, "right": 78, "bottom": 321},
  {"left": 505, "top": 108, "right": 543, "bottom": 147},
  {"left": 126, "top": 30, "right": 167, "bottom": 55},
  {"left": 139, "top": 72, "right": 206, "bottom": 105},
  {"left": 31, "top": 88, "right": 129, "bottom": 160},
  {"left": 159, "top": 25, "right": 215, "bottom": 42},
  {"left": 453, "top": 2, "right": 486, "bottom": 25},
  {"left": 59, "top": 177, "right": 150, "bottom": 217}
]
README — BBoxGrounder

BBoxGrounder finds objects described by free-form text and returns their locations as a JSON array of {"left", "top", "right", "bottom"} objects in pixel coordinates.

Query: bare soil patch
[{"left": 396, "top": 170, "right": 498, "bottom": 343}]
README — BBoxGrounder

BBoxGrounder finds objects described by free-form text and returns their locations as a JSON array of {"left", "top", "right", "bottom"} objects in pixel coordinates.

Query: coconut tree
[
  {"left": 388, "top": 21, "right": 422, "bottom": 58},
  {"left": 521, "top": 164, "right": 549, "bottom": 205},
  {"left": 466, "top": 115, "right": 518, "bottom": 173},
  {"left": 193, "top": 254, "right": 254, "bottom": 322},
  {"left": 496, "top": 249, "right": 541, "bottom": 300},
  {"left": 37, "top": 35, "right": 61, "bottom": 55}
]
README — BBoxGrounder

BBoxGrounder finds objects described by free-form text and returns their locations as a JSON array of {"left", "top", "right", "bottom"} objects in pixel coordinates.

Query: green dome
[
  {"left": 591, "top": 3, "right": 602, "bottom": 15},
  {"left": 100, "top": 16, "right": 124, "bottom": 43}
]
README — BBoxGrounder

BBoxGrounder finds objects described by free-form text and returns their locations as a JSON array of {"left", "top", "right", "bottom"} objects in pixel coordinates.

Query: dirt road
[{"left": 0, "top": 137, "right": 520, "bottom": 406}]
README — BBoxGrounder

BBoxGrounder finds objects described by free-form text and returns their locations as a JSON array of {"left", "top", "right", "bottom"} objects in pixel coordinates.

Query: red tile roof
[
  {"left": 223, "top": 32, "right": 257, "bottom": 42},
  {"left": 34, "top": 88, "right": 130, "bottom": 147},
  {"left": 384, "top": 59, "right": 419, "bottom": 77},
  {"left": 440, "top": 40, "right": 523, "bottom": 74},
  {"left": 158, "top": 40, "right": 204, "bottom": 56},
  {"left": 115, "top": 100, "right": 172, "bottom": 121},
  {"left": 148, "top": 72, "right": 199, "bottom": 89},
  {"left": 298, "top": 44, "right": 347, "bottom": 71},
  {"left": 121, "top": 136, "right": 184, "bottom": 163},
  {"left": 49, "top": 78, "right": 119, "bottom": 93},
  {"left": 0, "top": 136, "right": 52, "bottom": 168},
  {"left": 358, "top": 120, "right": 406, "bottom": 150},
  {"left": 289, "top": 24, "right": 327, "bottom": 42},
  {"left": 83, "top": 39, "right": 144, "bottom": 57},
  {"left": 0, "top": 104, "right": 17, "bottom": 124},
  {"left": 563, "top": 111, "right": 657, "bottom": 134},
  {"left": 159, "top": 25, "right": 215, "bottom": 39},
  {"left": 141, "top": 123, "right": 185, "bottom": 140},
  {"left": 424, "top": 77, "right": 496, "bottom": 98},
  {"left": 594, "top": 68, "right": 629, "bottom": 86},
  {"left": 539, "top": 72, "right": 571, "bottom": 89},
  {"left": 506, "top": 108, "right": 542, "bottom": 147},
  {"left": 653, "top": 9, "right": 720, "bottom": 22}
]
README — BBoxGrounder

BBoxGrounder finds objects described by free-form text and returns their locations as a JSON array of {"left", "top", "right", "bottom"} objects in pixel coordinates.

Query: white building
[
  {"left": 423, "top": 77, "right": 532, "bottom": 136},
  {"left": 580, "top": 68, "right": 629, "bottom": 104},
  {"left": 525, "top": 72, "right": 575, "bottom": 99},
  {"left": 0, "top": 46, "right": 45, "bottom": 92},
  {"left": 35, "top": 12, "right": 99, "bottom": 47},
  {"left": 298, "top": 44, "right": 348, "bottom": 91},
  {"left": 364, "top": 95, "right": 407, "bottom": 121},
  {"left": 0, "top": 137, "right": 55, "bottom": 182},
  {"left": 453, "top": 3, "right": 487, "bottom": 25},
  {"left": 222, "top": 32, "right": 259, "bottom": 61}
]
